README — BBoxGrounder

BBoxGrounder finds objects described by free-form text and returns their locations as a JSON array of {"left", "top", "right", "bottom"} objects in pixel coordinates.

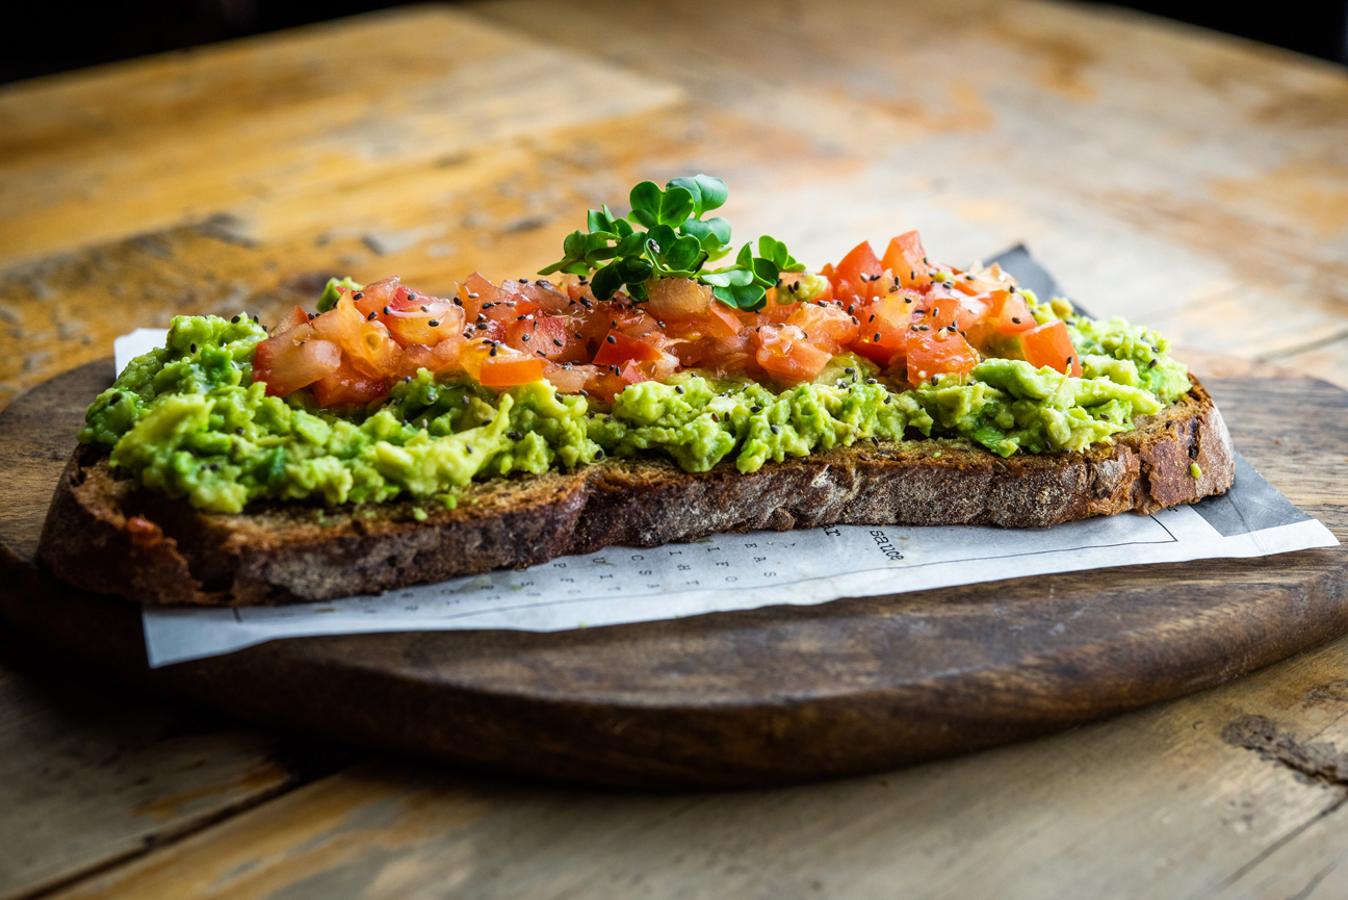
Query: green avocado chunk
[{"left": 82, "top": 306, "right": 1190, "bottom": 514}]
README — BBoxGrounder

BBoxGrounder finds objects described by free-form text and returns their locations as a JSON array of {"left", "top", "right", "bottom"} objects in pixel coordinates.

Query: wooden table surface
[{"left": 1, "top": 2, "right": 1346, "bottom": 897}]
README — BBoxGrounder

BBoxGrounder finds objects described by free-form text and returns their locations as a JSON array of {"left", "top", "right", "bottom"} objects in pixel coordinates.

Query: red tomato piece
[
  {"left": 829, "top": 241, "right": 886, "bottom": 303},
  {"left": 881, "top": 231, "right": 932, "bottom": 290},
  {"left": 593, "top": 330, "right": 665, "bottom": 367},
  {"left": 787, "top": 302, "right": 858, "bottom": 353},
  {"left": 906, "top": 331, "right": 980, "bottom": 385},
  {"left": 310, "top": 362, "right": 390, "bottom": 408},
  {"left": 395, "top": 338, "right": 463, "bottom": 377},
  {"left": 461, "top": 340, "right": 546, "bottom": 387},
  {"left": 252, "top": 325, "right": 342, "bottom": 397},
  {"left": 273, "top": 306, "right": 310, "bottom": 336},
  {"left": 309, "top": 296, "right": 400, "bottom": 378},
  {"left": 754, "top": 324, "right": 834, "bottom": 384},
  {"left": 848, "top": 293, "right": 915, "bottom": 368},
  {"left": 1016, "top": 319, "right": 1082, "bottom": 376},
  {"left": 964, "top": 290, "right": 1034, "bottom": 349},
  {"left": 375, "top": 287, "right": 464, "bottom": 348},
  {"left": 507, "top": 314, "right": 588, "bottom": 363},
  {"left": 351, "top": 277, "right": 402, "bottom": 318},
  {"left": 586, "top": 360, "right": 647, "bottom": 401},
  {"left": 543, "top": 362, "right": 593, "bottom": 394}
]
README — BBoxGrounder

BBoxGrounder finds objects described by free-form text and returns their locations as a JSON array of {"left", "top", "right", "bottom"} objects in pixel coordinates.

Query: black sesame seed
[
  {"left": 353, "top": 291, "right": 364, "bottom": 301},
  {"left": 366, "top": 311, "right": 377, "bottom": 321},
  {"left": 605, "top": 334, "right": 617, "bottom": 344}
]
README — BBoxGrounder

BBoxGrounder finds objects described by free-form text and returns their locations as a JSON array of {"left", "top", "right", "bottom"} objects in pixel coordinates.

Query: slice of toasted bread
[{"left": 37, "top": 377, "right": 1235, "bottom": 606}]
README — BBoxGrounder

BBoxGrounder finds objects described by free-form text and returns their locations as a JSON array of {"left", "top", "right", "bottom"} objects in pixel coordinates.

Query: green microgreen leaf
[
  {"left": 669, "top": 174, "right": 728, "bottom": 216},
  {"left": 628, "top": 181, "right": 660, "bottom": 228},
  {"left": 658, "top": 186, "right": 696, "bottom": 227},
  {"left": 538, "top": 175, "right": 800, "bottom": 309}
]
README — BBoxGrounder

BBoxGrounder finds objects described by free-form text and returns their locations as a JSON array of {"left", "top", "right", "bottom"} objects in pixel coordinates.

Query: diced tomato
[
  {"left": 309, "top": 296, "right": 400, "bottom": 378},
  {"left": 669, "top": 332, "right": 756, "bottom": 374},
  {"left": 543, "top": 362, "right": 592, "bottom": 394},
  {"left": 395, "top": 338, "right": 463, "bottom": 377},
  {"left": 351, "top": 276, "right": 403, "bottom": 318},
  {"left": 1010, "top": 319, "right": 1082, "bottom": 376},
  {"left": 647, "top": 278, "right": 712, "bottom": 320},
  {"left": 460, "top": 340, "right": 546, "bottom": 387},
  {"left": 702, "top": 301, "right": 744, "bottom": 338},
  {"left": 586, "top": 360, "right": 647, "bottom": 401},
  {"left": 507, "top": 314, "right": 587, "bottom": 363},
  {"left": 252, "top": 325, "right": 342, "bottom": 397},
  {"left": 964, "top": 290, "right": 1034, "bottom": 349},
  {"left": 593, "top": 330, "right": 665, "bottom": 368},
  {"left": 458, "top": 273, "right": 499, "bottom": 320},
  {"left": 920, "top": 295, "right": 989, "bottom": 334},
  {"left": 829, "top": 240, "right": 886, "bottom": 303},
  {"left": 310, "top": 362, "right": 389, "bottom": 408},
  {"left": 787, "top": 302, "right": 858, "bottom": 353},
  {"left": 848, "top": 293, "right": 915, "bottom": 368},
  {"left": 377, "top": 288, "right": 464, "bottom": 347},
  {"left": 906, "top": 331, "right": 980, "bottom": 385},
  {"left": 754, "top": 324, "right": 833, "bottom": 384},
  {"left": 273, "top": 306, "right": 310, "bottom": 336},
  {"left": 881, "top": 231, "right": 932, "bottom": 290}
]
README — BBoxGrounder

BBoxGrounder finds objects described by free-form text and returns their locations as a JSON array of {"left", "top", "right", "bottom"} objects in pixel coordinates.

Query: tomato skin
[
  {"left": 507, "top": 314, "right": 587, "bottom": 363},
  {"left": 829, "top": 241, "right": 886, "bottom": 303},
  {"left": 310, "top": 363, "right": 390, "bottom": 408},
  {"left": 964, "top": 289, "right": 1034, "bottom": 349},
  {"left": 542, "top": 362, "right": 592, "bottom": 394},
  {"left": 460, "top": 340, "right": 547, "bottom": 387},
  {"left": 309, "top": 295, "right": 400, "bottom": 378},
  {"left": 787, "top": 302, "right": 858, "bottom": 353},
  {"left": 593, "top": 330, "right": 664, "bottom": 368},
  {"left": 352, "top": 277, "right": 403, "bottom": 318},
  {"left": 921, "top": 295, "right": 989, "bottom": 334},
  {"left": 1014, "top": 319, "right": 1082, "bottom": 376},
  {"left": 395, "top": 338, "right": 463, "bottom": 378},
  {"left": 252, "top": 325, "right": 342, "bottom": 396},
  {"left": 586, "top": 360, "right": 647, "bottom": 401},
  {"left": 754, "top": 324, "right": 833, "bottom": 384},
  {"left": 847, "top": 293, "right": 914, "bottom": 368},
  {"left": 881, "top": 231, "right": 932, "bottom": 290},
  {"left": 273, "top": 306, "right": 310, "bottom": 336},
  {"left": 906, "top": 331, "right": 980, "bottom": 385},
  {"left": 378, "top": 288, "right": 464, "bottom": 347}
]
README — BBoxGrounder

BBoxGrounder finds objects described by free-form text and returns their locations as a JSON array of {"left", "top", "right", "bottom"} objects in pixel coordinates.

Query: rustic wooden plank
[
  {"left": 0, "top": 0, "right": 1341, "bottom": 895},
  {"left": 0, "top": 7, "right": 680, "bottom": 267},
  {"left": 1273, "top": 334, "right": 1348, "bottom": 391},
  {"left": 0, "top": 109, "right": 836, "bottom": 407},
  {"left": 469, "top": 0, "right": 1348, "bottom": 368},
  {"left": 46, "top": 631, "right": 1348, "bottom": 900},
  {"left": 0, "top": 639, "right": 340, "bottom": 899}
]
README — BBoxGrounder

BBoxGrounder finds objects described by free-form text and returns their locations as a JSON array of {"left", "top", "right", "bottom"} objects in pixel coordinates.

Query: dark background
[{"left": 1, "top": 1, "right": 1345, "bottom": 84}]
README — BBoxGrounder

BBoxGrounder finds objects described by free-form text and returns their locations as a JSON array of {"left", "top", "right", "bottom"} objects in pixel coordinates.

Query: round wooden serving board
[{"left": 1, "top": 362, "right": 1345, "bottom": 787}]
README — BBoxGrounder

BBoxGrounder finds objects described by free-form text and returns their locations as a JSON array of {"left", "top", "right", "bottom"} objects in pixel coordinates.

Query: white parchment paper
[{"left": 114, "top": 330, "right": 1339, "bottom": 668}]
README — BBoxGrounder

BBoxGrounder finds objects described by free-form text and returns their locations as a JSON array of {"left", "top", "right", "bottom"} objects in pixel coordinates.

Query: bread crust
[{"left": 37, "top": 378, "right": 1235, "bottom": 606}]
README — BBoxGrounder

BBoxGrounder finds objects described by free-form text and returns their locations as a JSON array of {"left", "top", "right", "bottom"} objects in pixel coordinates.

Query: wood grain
[
  {"left": 0, "top": 0, "right": 1344, "bottom": 895},
  {"left": 49, "top": 626, "right": 1348, "bottom": 900},
  {"left": 2, "top": 359, "right": 1344, "bottom": 789}
]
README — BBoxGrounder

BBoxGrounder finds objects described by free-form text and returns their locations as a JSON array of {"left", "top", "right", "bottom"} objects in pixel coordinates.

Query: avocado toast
[{"left": 39, "top": 176, "right": 1235, "bottom": 605}]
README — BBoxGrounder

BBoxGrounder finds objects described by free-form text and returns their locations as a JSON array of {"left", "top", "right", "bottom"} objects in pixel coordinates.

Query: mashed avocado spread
[{"left": 80, "top": 304, "right": 1190, "bottom": 514}]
